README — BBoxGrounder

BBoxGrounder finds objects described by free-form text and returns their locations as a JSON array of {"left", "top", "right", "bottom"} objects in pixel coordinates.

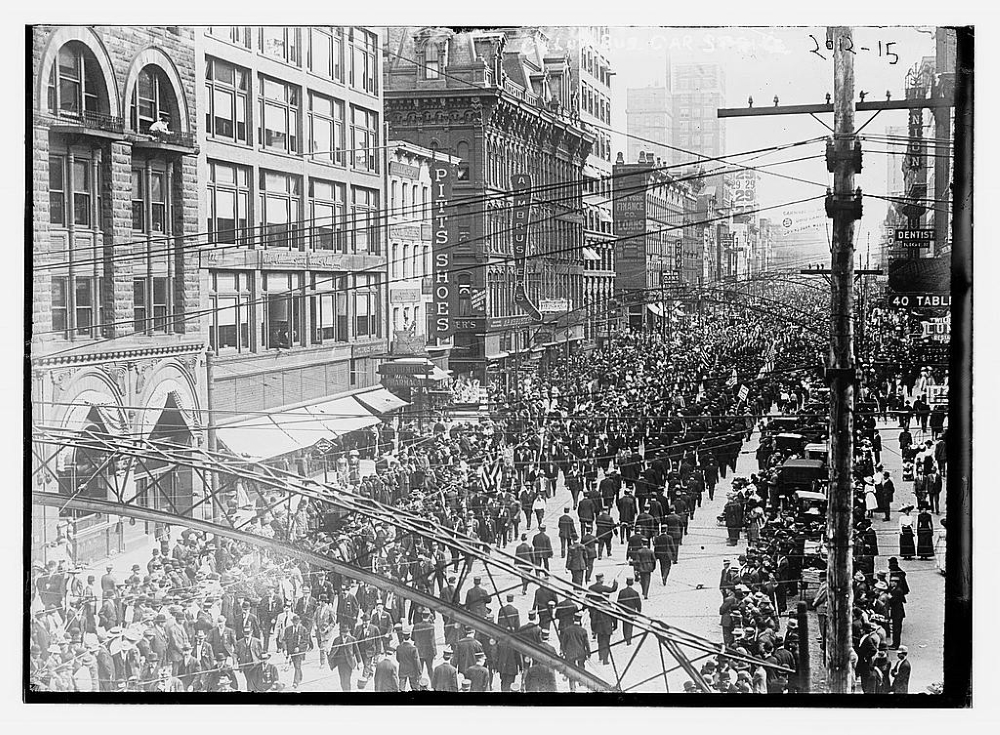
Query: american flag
[{"left": 477, "top": 460, "right": 503, "bottom": 493}]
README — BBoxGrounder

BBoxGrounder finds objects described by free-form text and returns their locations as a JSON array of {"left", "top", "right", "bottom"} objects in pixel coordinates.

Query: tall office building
[
  {"left": 670, "top": 62, "right": 726, "bottom": 167},
  {"left": 196, "top": 26, "right": 399, "bottom": 467},
  {"left": 626, "top": 84, "right": 672, "bottom": 166}
]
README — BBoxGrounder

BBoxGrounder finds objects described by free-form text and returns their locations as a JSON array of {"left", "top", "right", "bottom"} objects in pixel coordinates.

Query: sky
[{"left": 605, "top": 26, "right": 942, "bottom": 264}]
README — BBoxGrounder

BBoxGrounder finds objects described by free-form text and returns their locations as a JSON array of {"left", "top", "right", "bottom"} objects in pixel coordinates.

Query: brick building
[
  {"left": 195, "top": 26, "right": 400, "bottom": 467},
  {"left": 612, "top": 151, "right": 698, "bottom": 331},
  {"left": 544, "top": 26, "right": 617, "bottom": 344},
  {"left": 30, "top": 25, "right": 206, "bottom": 563},
  {"left": 383, "top": 27, "right": 593, "bottom": 391}
]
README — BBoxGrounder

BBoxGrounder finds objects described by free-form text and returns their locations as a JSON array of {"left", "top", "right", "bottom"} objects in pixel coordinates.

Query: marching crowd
[{"left": 29, "top": 287, "right": 935, "bottom": 695}]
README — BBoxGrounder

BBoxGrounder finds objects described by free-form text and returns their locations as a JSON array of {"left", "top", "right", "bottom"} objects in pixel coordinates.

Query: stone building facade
[
  {"left": 383, "top": 27, "right": 593, "bottom": 390},
  {"left": 31, "top": 25, "right": 207, "bottom": 563}
]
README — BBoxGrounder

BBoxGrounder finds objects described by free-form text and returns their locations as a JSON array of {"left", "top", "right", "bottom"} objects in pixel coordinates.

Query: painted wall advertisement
[{"left": 432, "top": 161, "right": 456, "bottom": 338}]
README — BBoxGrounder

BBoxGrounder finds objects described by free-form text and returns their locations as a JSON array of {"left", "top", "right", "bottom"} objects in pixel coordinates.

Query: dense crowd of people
[{"left": 29, "top": 285, "right": 939, "bottom": 695}]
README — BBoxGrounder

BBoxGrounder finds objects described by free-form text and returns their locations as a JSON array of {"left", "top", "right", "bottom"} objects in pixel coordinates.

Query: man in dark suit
[
  {"left": 100, "top": 565, "right": 117, "bottom": 601},
  {"left": 565, "top": 537, "right": 588, "bottom": 586},
  {"left": 632, "top": 538, "right": 657, "bottom": 599},
  {"left": 497, "top": 593, "right": 520, "bottom": 632},
  {"left": 517, "top": 609, "right": 543, "bottom": 646},
  {"left": 234, "top": 600, "right": 261, "bottom": 642},
  {"left": 515, "top": 535, "right": 535, "bottom": 594},
  {"left": 328, "top": 623, "right": 362, "bottom": 691},
  {"left": 284, "top": 614, "right": 309, "bottom": 688},
  {"left": 532, "top": 526, "right": 554, "bottom": 572},
  {"left": 208, "top": 615, "right": 237, "bottom": 663},
  {"left": 577, "top": 494, "right": 597, "bottom": 536},
  {"left": 558, "top": 611, "right": 591, "bottom": 692},
  {"left": 595, "top": 509, "right": 616, "bottom": 559},
  {"left": 431, "top": 648, "right": 459, "bottom": 691},
  {"left": 617, "top": 578, "right": 642, "bottom": 645},
  {"left": 256, "top": 589, "right": 281, "bottom": 652},
  {"left": 532, "top": 579, "right": 559, "bottom": 634},
  {"left": 454, "top": 628, "right": 484, "bottom": 677},
  {"left": 653, "top": 525, "right": 677, "bottom": 584},
  {"left": 890, "top": 646, "right": 911, "bottom": 693},
  {"left": 412, "top": 610, "right": 437, "bottom": 678},
  {"left": 587, "top": 573, "right": 618, "bottom": 665},
  {"left": 466, "top": 650, "right": 492, "bottom": 692},
  {"left": 464, "top": 577, "right": 491, "bottom": 618},
  {"left": 395, "top": 629, "right": 422, "bottom": 691},
  {"left": 617, "top": 490, "right": 638, "bottom": 539},
  {"left": 374, "top": 648, "right": 399, "bottom": 692}
]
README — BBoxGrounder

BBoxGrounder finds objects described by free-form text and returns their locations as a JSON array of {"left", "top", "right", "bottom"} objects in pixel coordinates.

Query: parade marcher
[
  {"left": 328, "top": 623, "right": 362, "bottom": 691},
  {"left": 652, "top": 524, "right": 676, "bottom": 584},
  {"left": 587, "top": 573, "right": 618, "bottom": 665},
  {"left": 559, "top": 612, "right": 590, "bottom": 692},
  {"left": 595, "top": 509, "right": 616, "bottom": 559},
  {"left": 617, "top": 578, "right": 642, "bottom": 645},
  {"left": 558, "top": 507, "right": 578, "bottom": 558},
  {"left": 284, "top": 614, "right": 309, "bottom": 689},
  {"left": 431, "top": 648, "right": 459, "bottom": 692},
  {"left": 395, "top": 628, "right": 422, "bottom": 691},
  {"left": 565, "top": 537, "right": 588, "bottom": 586},
  {"left": 631, "top": 538, "right": 657, "bottom": 600},
  {"left": 532, "top": 525, "right": 554, "bottom": 572},
  {"left": 374, "top": 648, "right": 399, "bottom": 692},
  {"left": 514, "top": 535, "right": 534, "bottom": 594}
]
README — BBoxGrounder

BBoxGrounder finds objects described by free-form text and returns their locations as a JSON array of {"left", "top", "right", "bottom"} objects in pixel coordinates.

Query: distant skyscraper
[
  {"left": 670, "top": 62, "right": 726, "bottom": 167},
  {"left": 626, "top": 85, "right": 672, "bottom": 165}
]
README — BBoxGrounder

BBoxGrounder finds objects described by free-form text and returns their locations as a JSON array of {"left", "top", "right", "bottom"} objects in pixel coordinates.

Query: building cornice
[{"left": 33, "top": 341, "right": 206, "bottom": 370}]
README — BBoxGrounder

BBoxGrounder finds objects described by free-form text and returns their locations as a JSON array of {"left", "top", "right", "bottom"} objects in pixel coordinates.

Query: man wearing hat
[
  {"left": 100, "top": 564, "right": 117, "bottom": 602},
  {"left": 532, "top": 524, "right": 553, "bottom": 572},
  {"left": 464, "top": 576, "right": 492, "bottom": 619},
  {"left": 374, "top": 647, "right": 399, "bottom": 692},
  {"left": 411, "top": 610, "right": 437, "bottom": 679},
  {"left": 466, "top": 650, "right": 492, "bottom": 692},
  {"left": 587, "top": 573, "right": 619, "bottom": 665},
  {"left": 514, "top": 534, "right": 535, "bottom": 594},
  {"left": 431, "top": 647, "right": 459, "bottom": 692},
  {"left": 284, "top": 613, "right": 309, "bottom": 688},
  {"left": 890, "top": 645, "right": 911, "bottom": 693},
  {"left": 176, "top": 641, "right": 202, "bottom": 692},
  {"left": 617, "top": 578, "right": 642, "bottom": 646},
  {"left": 454, "top": 627, "right": 484, "bottom": 677},
  {"left": 559, "top": 610, "right": 591, "bottom": 691},
  {"left": 208, "top": 615, "right": 237, "bottom": 664},
  {"left": 631, "top": 538, "right": 657, "bottom": 600},
  {"left": 328, "top": 622, "right": 362, "bottom": 691},
  {"left": 497, "top": 593, "right": 520, "bottom": 633},
  {"left": 565, "top": 535, "right": 588, "bottom": 586},
  {"left": 353, "top": 612, "right": 380, "bottom": 682},
  {"left": 395, "top": 625, "right": 422, "bottom": 691},
  {"left": 163, "top": 607, "right": 191, "bottom": 677}
]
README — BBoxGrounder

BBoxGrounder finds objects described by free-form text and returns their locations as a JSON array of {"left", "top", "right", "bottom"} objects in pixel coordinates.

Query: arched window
[
  {"left": 131, "top": 66, "right": 176, "bottom": 134},
  {"left": 424, "top": 41, "right": 444, "bottom": 79},
  {"left": 457, "top": 272, "right": 472, "bottom": 316},
  {"left": 47, "top": 42, "right": 107, "bottom": 118}
]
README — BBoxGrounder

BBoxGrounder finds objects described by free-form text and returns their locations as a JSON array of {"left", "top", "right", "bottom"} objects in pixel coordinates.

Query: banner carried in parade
[{"left": 477, "top": 460, "right": 503, "bottom": 493}]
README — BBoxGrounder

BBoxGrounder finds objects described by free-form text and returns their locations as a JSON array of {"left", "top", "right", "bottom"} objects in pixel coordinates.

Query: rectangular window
[
  {"left": 259, "top": 170, "right": 303, "bottom": 249},
  {"left": 205, "top": 58, "right": 251, "bottom": 145},
  {"left": 52, "top": 276, "right": 68, "bottom": 336},
  {"left": 133, "top": 278, "right": 147, "bottom": 332},
  {"left": 309, "top": 178, "right": 345, "bottom": 251},
  {"left": 262, "top": 272, "right": 303, "bottom": 349},
  {"left": 350, "top": 105, "right": 379, "bottom": 173},
  {"left": 49, "top": 156, "right": 66, "bottom": 227},
  {"left": 131, "top": 169, "right": 145, "bottom": 231},
  {"left": 151, "top": 276, "right": 169, "bottom": 332},
  {"left": 259, "top": 76, "right": 300, "bottom": 154},
  {"left": 260, "top": 27, "right": 301, "bottom": 66},
  {"left": 350, "top": 28, "right": 378, "bottom": 95},
  {"left": 308, "top": 91, "right": 345, "bottom": 166},
  {"left": 351, "top": 187, "right": 380, "bottom": 255},
  {"left": 352, "top": 273, "right": 381, "bottom": 338},
  {"left": 74, "top": 276, "right": 95, "bottom": 337},
  {"left": 208, "top": 26, "right": 252, "bottom": 48},
  {"left": 210, "top": 271, "right": 253, "bottom": 353},
  {"left": 72, "top": 159, "right": 91, "bottom": 227},
  {"left": 309, "top": 27, "right": 344, "bottom": 82},
  {"left": 150, "top": 171, "right": 166, "bottom": 233},
  {"left": 310, "top": 273, "right": 348, "bottom": 343},
  {"left": 207, "top": 161, "right": 252, "bottom": 246}
]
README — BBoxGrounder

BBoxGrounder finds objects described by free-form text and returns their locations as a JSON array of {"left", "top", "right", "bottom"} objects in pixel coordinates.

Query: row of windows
[
  {"left": 388, "top": 243, "right": 430, "bottom": 280},
  {"left": 205, "top": 160, "right": 380, "bottom": 254},
  {"left": 206, "top": 27, "right": 378, "bottom": 96},
  {"left": 207, "top": 270, "right": 382, "bottom": 353},
  {"left": 582, "top": 45, "right": 611, "bottom": 87},
  {"left": 388, "top": 180, "right": 430, "bottom": 219},
  {"left": 49, "top": 275, "right": 174, "bottom": 339},
  {"left": 204, "top": 57, "right": 379, "bottom": 172},
  {"left": 391, "top": 305, "right": 424, "bottom": 335},
  {"left": 581, "top": 82, "right": 610, "bottom": 125}
]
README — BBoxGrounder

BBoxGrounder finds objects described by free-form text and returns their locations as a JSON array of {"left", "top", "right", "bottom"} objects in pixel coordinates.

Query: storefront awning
[
  {"left": 217, "top": 394, "right": 385, "bottom": 462},
  {"left": 426, "top": 366, "right": 451, "bottom": 382},
  {"left": 582, "top": 246, "right": 601, "bottom": 261},
  {"left": 647, "top": 303, "right": 664, "bottom": 317},
  {"left": 354, "top": 387, "right": 410, "bottom": 414}
]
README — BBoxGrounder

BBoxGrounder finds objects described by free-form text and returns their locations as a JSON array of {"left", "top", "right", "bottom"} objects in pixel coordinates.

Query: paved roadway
[{"left": 84, "top": 422, "right": 944, "bottom": 694}]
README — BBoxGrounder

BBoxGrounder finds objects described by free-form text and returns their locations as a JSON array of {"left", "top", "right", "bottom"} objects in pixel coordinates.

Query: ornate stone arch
[
  {"left": 35, "top": 26, "right": 121, "bottom": 117},
  {"left": 133, "top": 358, "right": 202, "bottom": 441},
  {"left": 121, "top": 46, "right": 191, "bottom": 134}
]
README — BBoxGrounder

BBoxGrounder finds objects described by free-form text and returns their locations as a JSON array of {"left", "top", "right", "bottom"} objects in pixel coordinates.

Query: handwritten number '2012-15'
[{"left": 809, "top": 35, "right": 899, "bottom": 64}]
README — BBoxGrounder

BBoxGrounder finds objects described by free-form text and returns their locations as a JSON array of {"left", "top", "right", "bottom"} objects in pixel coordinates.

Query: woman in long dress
[
  {"left": 916, "top": 508, "right": 935, "bottom": 560},
  {"left": 898, "top": 507, "right": 916, "bottom": 560}
]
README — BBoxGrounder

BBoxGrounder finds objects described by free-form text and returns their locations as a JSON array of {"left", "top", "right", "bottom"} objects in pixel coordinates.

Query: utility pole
[{"left": 826, "top": 25, "right": 861, "bottom": 695}]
